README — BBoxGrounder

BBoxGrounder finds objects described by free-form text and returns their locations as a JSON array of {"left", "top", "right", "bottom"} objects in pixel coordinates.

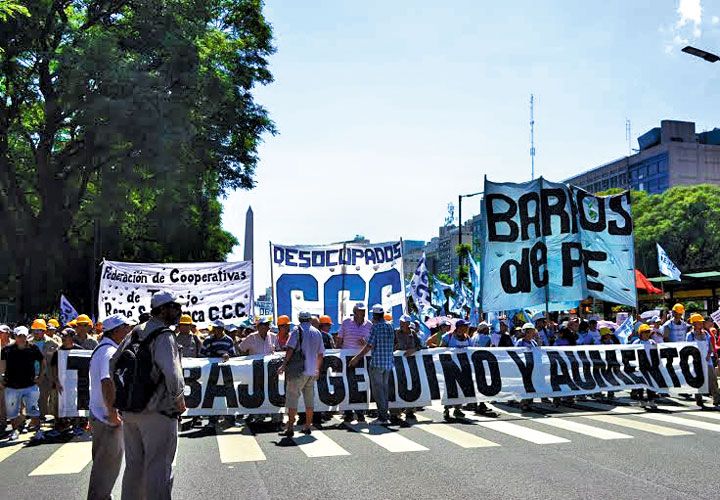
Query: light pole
[
  {"left": 681, "top": 45, "right": 719, "bottom": 63},
  {"left": 457, "top": 190, "right": 483, "bottom": 272}
]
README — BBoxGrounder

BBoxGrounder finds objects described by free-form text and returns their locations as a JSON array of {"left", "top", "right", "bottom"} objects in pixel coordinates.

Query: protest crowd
[{"left": 1, "top": 288, "right": 719, "bottom": 498}]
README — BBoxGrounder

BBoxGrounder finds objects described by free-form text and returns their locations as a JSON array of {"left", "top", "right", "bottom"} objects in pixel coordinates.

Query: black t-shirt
[{"left": 1, "top": 344, "right": 44, "bottom": 389}]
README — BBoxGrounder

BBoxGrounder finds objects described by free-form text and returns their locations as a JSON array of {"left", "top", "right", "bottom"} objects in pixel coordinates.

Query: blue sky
[{"left": 223, "top": 0, "right": 720, "bottom": 294}]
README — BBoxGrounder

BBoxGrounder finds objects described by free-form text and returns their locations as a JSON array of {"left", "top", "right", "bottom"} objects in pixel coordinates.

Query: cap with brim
[
  {"left": 353, "top": 302, "right": 366, "bottom": 310},
  {"left": 370, "top": 304, "right": 384, "bottom": 315},
  {"left": 522, "top": 322, "right": 536, "bottom": 331},
  {"left": 0, "top": 324, "right": 11, "bottom": 333},
  {"left": 256, "top": 316, "right": 271, "bottom": 325},
  {"left": 477, "top": 321, "right": 490, "bottom": 330},
  {"left": 298, "top": 311, "right": 312, "bottom": 321},
  {"left": 456, "top": 319, "right": 469, "bottom": 327},
  {"left": 102, "top": 313, "right": 134, "bottom": 332},
  {"left": 150, "top": 291, "right": 188, "bottom": 309},
  {"left": 399, "top": 314, "right": 412, "bottom": 323},
  {"left": 14, "top": 326, "right": 29, "bottom": 336}
]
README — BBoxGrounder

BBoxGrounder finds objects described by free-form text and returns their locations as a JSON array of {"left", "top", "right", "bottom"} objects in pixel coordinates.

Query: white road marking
[
  {"left": 216, "top": 427, "right": 266, "bottom": 463},
  {"left": 581, "top": 414, "right": 693, "bottom": 436},
  {"left": 640, "top": 413, "right": 720, "bottom": 432},
  {"left": 29, "top": 441, "right": 93, "bottom": 476},
  {"left": 414, "top": 415, "right": 499, "bottom": 448},
  {"left": 292, "top": 431, "right": 350, "bottom": 457},
  {"left": 345, "top": 423, "right": 428, "bottom": 453}
]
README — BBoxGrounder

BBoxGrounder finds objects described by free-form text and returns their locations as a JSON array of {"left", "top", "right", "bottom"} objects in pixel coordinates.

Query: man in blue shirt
[{"left": 350, "top": 304, "right": 395, "bottom": 425}]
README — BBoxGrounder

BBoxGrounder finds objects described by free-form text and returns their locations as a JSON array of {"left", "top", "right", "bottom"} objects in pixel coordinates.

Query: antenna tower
[
  {"left": 625, "top": 119, "right": 632, "bottom": 156},
  {"left": 530, "top": 94, "right": 536, "bottom": 180}
]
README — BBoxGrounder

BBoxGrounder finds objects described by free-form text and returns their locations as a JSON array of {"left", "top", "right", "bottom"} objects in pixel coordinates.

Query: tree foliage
[
  {"left": 1, "top": 0, "right": 275, "bottom": 317},
  {"left": 600, "top": 184, "right": 720, "bottom": 277}
]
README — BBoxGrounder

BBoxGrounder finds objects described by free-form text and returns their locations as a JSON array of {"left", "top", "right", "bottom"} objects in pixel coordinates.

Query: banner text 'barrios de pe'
[{"left": 481, "top": 178, "right": 636, "bottom": 311}]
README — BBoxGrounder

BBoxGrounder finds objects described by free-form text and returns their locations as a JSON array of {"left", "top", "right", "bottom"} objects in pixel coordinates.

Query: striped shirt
[
  {"left": 338, "top": 317, "right": 372, "bottom": 350},
  {"left": 200, "top": 334, "right": 236, "bottom": 358}
]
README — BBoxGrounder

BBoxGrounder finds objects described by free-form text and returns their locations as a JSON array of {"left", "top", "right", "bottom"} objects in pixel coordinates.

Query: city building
[
  {"left": 402, "top": 240, "right": 426, "bottom": 282},
  {"left": 422, "top": 215, "right": 482, "bottom": 280},
  {"left": 566, "top": 120, "right": 720, "bottom": 194}
]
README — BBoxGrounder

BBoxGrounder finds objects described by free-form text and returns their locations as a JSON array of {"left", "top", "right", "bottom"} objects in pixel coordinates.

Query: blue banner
[{"left": 480, "top": 178, "right": 636, "bottom": 311}]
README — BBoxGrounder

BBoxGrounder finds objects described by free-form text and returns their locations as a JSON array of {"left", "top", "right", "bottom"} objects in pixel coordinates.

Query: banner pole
[
  {"left": 340, "top": 242, "right": 347, "bottom": 323},
  {"left": 269, "top": 241, "right": 275, "bottom": 321},
  {"left": 400, "top": 237, "right": 406, "bottom": 315}
]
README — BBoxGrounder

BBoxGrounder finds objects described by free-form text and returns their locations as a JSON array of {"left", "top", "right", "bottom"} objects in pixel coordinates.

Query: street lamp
[
  {"left": 682, "top": 45, "right": 719, "bottom": 63},
  {"left": 457, "top": 190, "right": 483, "bottom": 271}
]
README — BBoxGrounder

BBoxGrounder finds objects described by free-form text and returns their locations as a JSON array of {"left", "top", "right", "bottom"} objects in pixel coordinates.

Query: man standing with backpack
[
  {"left": 87, "top": 314, "right": 134, "bottom": 500},
  {"left": 111, "top": 291, "right": 186, "bottom": 500}
]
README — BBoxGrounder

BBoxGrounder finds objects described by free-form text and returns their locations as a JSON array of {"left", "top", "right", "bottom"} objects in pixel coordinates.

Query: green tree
[
  {"left": 1, "top": 0, "right": 275, "bottom": 316},
  {"left": 600, "top": 184, "right": 720, "bottom": 277}
]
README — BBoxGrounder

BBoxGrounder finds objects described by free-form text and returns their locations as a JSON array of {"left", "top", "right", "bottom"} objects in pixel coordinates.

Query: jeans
[
  {"left": 5, "top": 385, "right": 40, "bottom": 419},
  {"left": 369, "top": 366, "right": 392, "bottom": 421}
]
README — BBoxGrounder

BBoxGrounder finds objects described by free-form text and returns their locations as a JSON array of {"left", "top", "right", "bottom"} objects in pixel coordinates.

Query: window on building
[
  {"left": 619, "top": 174, "right": 627, "bottom": 186},
  {"left": 647, "top": 179, "right": 658, "bottom": 194},
  {"left": 637, "top": 165, "right": 647, "bottom": 179},
  {"left": 648, "top": 163, "right": 658, "bottom": 176},
  {"left": 630, "top": 169, "right": 638, "bottom": 181},
  {"left": 601, "top": 179, "right": 609, "bottom": 191},
  {"left": 609, "top": 176, "right": 618, "bottom": 188},
  {"left": 658, "top": 158, "right": 668, "bottom": 172}
]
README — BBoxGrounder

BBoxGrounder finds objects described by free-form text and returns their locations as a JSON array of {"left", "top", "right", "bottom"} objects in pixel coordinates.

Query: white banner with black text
[{"left": 58, "top": 342, "right": 708, "bottom": 416}]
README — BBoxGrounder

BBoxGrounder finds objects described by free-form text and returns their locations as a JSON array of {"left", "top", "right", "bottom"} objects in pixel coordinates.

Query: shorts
[
  {"left": 5, "top": 385, "right": 41, "bottom": 419},
  {"left": 285, "top": 375, "right": 315, "bottom": 409}
]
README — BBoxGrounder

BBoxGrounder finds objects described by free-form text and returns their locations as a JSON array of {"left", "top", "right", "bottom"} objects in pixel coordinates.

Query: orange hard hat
[
  {"left": 319, "top": 315, "right": 332, "bottom": 325},
  {"left": 31, "top": 319, "right": 47, "bottom": 331},
  {"left": 383, "top": 313, "right": 392, "bottom": 321},
  {"left": 277, "top": 315, "right": 291, "bottom": 326}
]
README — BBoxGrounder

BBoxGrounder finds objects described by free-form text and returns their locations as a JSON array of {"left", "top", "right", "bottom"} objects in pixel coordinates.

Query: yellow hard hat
[
  {"left": 47, "top": 318, "right": 60, "bottom": 329},
  {"left": 75, "top": 314, "right": 93, "bottom": 326},
  {"left": 638, "top": 324, "right": 651, "bottom": 334},
  {"left": 68, "top": 319, "right": 78, "bottom": 328},
  {"left": 672, "top": 303, "right": 685, "bottom": 315},
  {"left": 688, "top": 313, "right": 704, "bottom": 324},
  {"left": 599, "top": 327, "right": 613, "bottom": 336},
  {"left": 179, "top": 314, "right": 194, "bottom": 325},
  {"left": 31, "top": 319, "right": 47, "bottom": 331}
]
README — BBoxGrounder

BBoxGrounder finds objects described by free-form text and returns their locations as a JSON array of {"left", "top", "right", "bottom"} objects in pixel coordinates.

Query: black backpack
[{"left": 113, "top": 327, "right": 167, "bottom": 412}]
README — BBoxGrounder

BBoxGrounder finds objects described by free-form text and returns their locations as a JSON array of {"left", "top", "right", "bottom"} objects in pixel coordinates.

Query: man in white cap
[
  {"left": 111, "top": 290, "right": 186, "bottom": 500},
  {"left": 336, "top": 302, "right": 372, "bottom": 423},
  {"left": 87, "top": 313, "right": 134, "bottom": 500},
  {"left": 1, "top": 326, "right": 45, "bottom": 441},
  {"left": 278, "top": 311, "right": 325, "bottom": 437}
]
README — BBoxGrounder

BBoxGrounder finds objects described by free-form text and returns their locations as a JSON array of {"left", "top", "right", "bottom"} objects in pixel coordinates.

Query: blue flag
[
  {"left": 431, "top": 276, "right": 451, "bottom": 309},
  {"left": 60, "top": 295, "right": 79, "bottom": 326},
  {"left": 615, "top": 315, "right": 635, "bottom": 344},
  {"left": 656, "top": 243, "right": 681, "bottom": 281},
  {"left": 409, "top": 253, "right": 434, "bottom": 316},
  {"left": 410, "top": 313, "right": 432, "bottom": 343}
]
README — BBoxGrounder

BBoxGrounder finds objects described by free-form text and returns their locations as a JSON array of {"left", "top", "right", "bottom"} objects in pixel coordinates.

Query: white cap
[
  {"left": 522, "top": 322, "right": 536, "bottom": 331},
  {"left": 532, "top": 312, "right": 546, "bottom": 321},
  {"left": 0, "top": 324, "right": 10, "bottom": 334},
  {"left": 150, "top": 291, "right": 187, "bottom": 309},
  {"left": 212, "top": 319, "right": 225, "bottom": 329},
  {"left": 353, "top": 302, "right": 366, "bottom": 311},
  {"left": 14, "top": 326, "right": 29, "bottom": 336},
  {"left": 399, "top": 314, "right": 412, "bottom": 323},
  {"left": 477, "top": 321, "right": 490, "bottom": 330},
  {"left": 371, "top": 304, "right": 385, "bottom": 314},
  {"left": 103, "top": 314, "right": 134, "bottom": 332}
]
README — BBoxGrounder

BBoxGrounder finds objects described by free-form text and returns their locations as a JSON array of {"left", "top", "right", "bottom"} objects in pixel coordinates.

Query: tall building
[
  {"left": 423, "top": 215, "right": 481, "bottom": 280},
  {"left": 402, "top": 240, "right": 426, "bottom": 282},
  {"left": 566, "top": 120, "right": 720, "bottom": 194}
]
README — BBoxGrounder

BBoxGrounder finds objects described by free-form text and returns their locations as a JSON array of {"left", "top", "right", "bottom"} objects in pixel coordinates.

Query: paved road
[{"left": 2, "top": 395, "right": 719, "bottom": 499}]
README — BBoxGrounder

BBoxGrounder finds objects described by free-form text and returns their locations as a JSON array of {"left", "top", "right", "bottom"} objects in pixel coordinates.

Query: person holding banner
[
  {"left": 440, "top": 319, "right": 472, "bottom": 420},
  {"left": 276, "top": 315, "right": 291, "bottom": 348},
  {"left": 391, "top": 315, "right": 423, "bottom": 424},
  {"left": 349, "top": 305, "right": 395, "bottom": 425},
  {"left": 338, "top": 303, "right": 372, "bottom": 423},
  {"left": 663, "top": 304, "right": 690, "bottom": 343},
  {"left": 278, "top": 311, "right": 325, "bottom": 437},
  {"left": 175, "top": 315, "right": 202, "bottom": 359},
  {"left": 686, "top": 313, "right": 719, "bottom": 409},
  {"left": 516, "top": 323, "right": 539, "bottom": 411}
]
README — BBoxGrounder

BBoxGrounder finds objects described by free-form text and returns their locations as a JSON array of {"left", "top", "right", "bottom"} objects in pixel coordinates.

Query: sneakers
[
  {"left": 8, "top": 430, "right": 19, "bottom": 441},
  {"left": 355, "top": 414, "right": 366, "bottom": 423},
  {"left": 452, "top": 408, "right": 466, "bottom": 419},
  {"left": 443, "top": 409, "right": 451, "bottom": 421},
  {"left": 31, "top": 430, "right": 45, "bottom": 442},
  {"left": 388, "top": 415, "right": 403, "bottom": 426}
]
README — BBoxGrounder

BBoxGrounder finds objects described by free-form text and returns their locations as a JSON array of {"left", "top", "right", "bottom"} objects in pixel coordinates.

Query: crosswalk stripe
[
  {"left": 572, "top": 401, "right": 639, "bottom": 414},
  {"left": 474, "top": 420, "right": 570, "bottom": 444},
  {"left": 640, "top": 413, "right": 720, "bottom": 432},
  {"left": 684, "top": 410, "right": 720, "bottom": 421},
  {"left": 28, "top": 440, "right": 93, "bottom": 476},
  {"left": 0, "top": 433, "right": 33, "bottom": 463},
  {"left": 216, "top": 427, "right": 266, "bottom": 463},
  {"left": 581, "top": 414, "right": 693, "bottom": 436},
  {"left": 345, "top": 423, "right": 428, "bottom": 452},
  {"left": 414, "top": 415, "right": 500, "bottom": 448},
  {"left": 529, "top": 417, "right": 633, "bottom": 440},
  {"left": 292, "top": 431, "right": 350, "bottom": 457}
]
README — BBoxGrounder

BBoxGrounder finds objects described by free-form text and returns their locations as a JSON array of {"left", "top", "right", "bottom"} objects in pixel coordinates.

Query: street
[{"left": 1, "top": 394, "right": 718, "bottom": 500}]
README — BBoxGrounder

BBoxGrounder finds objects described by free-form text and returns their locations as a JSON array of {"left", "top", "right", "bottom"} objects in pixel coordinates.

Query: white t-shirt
[{"left": 89, "top": 338, "right": 118, "bottom": 424}]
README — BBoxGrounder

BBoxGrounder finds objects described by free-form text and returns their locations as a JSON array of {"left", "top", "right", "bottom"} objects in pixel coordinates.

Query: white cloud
[
  {"left": 676, "top": 0, "right": 702, "bottom": 30},
  {"left": 664, "top": 0, "right": 704, "bottom": 53},
  {"left": 712, "top": 15, "right": 719, "bottom": 24}
]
